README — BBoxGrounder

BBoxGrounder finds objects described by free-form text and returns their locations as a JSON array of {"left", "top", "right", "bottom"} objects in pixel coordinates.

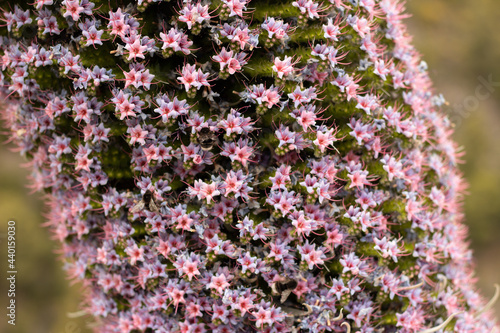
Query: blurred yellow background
[{"left": 0, "top": 1, "right": 499, "bottom": 332}]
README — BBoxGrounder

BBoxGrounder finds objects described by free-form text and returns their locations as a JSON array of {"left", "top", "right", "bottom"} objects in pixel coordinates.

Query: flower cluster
[{"left": 0, "top": 0, "right": 498, "bottom": 332}]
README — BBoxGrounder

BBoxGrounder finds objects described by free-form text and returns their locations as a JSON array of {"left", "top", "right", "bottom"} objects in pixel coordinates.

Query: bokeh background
[{"left": 0, "top": 1, "right": 499, "bottom": 332}]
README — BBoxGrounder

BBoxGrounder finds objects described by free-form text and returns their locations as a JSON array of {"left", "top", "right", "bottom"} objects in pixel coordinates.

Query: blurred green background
[{"left": 0, "top": 1, "right": 499, "bottom": 332}]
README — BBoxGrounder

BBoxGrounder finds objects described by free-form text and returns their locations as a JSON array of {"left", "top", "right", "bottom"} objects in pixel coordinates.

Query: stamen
[
  {"left": 374, "top": 274, "right": 385, "bottom": 285},
  {"left": 398, "top": 281, "right": 424, "bottom": 291},
  {"left": 476, "top": 284, "right": 500, "bottom": 317},
  {"left": 435, "top": 274, "right": 448, "bottom": 293},
  {"left": 332, "top": 308, "right": 343, "bottom": 321},
  {"left": 302, "top": 303, "right": 313, "bottom": 316},
  {"left": 341, "top": 321, "right": 351, "bottom": 333},
  {"left": 417, "top": 312, "right": 462, "bottom": 333},
  {"left": 66, "top": 310, "right": 87, "bottom": 318}
]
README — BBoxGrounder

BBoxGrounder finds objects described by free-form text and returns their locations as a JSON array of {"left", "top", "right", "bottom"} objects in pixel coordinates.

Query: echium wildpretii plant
[{"left": 0, "top": 0, "right": 498, "bottom": 332}]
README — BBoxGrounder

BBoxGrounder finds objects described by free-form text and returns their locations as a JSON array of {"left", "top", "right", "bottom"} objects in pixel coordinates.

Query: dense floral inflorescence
[{"left": 0, "top": 0, "right": 498, "bottom": 332}]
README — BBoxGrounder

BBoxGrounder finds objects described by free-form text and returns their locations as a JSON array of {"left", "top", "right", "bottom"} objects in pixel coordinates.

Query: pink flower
[
  {"left": 237, "top": 252, "right": 258, "bottom": 274},
  {"left": 12, "top": 6, "right": 32, "bottom": 28},
  {"left": 212, "top": 47, "right": 233, "bottom": 71},
  {"left": 177, "top": 63, "right": 210, "bottom": 91},
  {"left": 328, "top": 278, "right": 349, "bottom": 300},
  {"left": 107, "top": 8, "right": 128, "bottom": 38},
  {"left": 74, "top": 144, "right": 93, "bottom": 172},
  {"left": 298, "top": 241, "right": 326, "bottom": 269},
  {"left": 253, "top": 306, "right": 273, "bottom": 328},
  {"left": 199, "top": 182, "right": 220, "bottom": 204},
  {"left": 178, "top": 2, "right": 210, "bottom": 29},
  {"left": 208, "top": 273, "right": 230, "bottom": 294},
  {"left": 38, "top": 15, "right": 61, "bottom": 35},
  {"left": 223, "top": 171, "right": 244, "bottom": 196},
  {"left": 348, "top": 118, "right": 374, "bottom": 145},
  {"left": 221, "top": 139, "right": 254, "bottom": 166},
  {"left": 124, "top": 37, "right": 148, "bottom": 61},
  {"left": 373, "top": 236, "right": 403, "bottom": 262},
  {"left": 374, "top": 59, "right": 391, "bottom": 81},
  {"left": 154, "top": 94, "right": 190, "bottom": 122},
  {"left": 33, "top": 0, "right": 54, "bottom": 10},
  {"left": 261, "top": 17, "right": 290, "bottom": 39},
  {"left": 291, "top": 211, "right": 313, "bottom": 237},
  {"left": 123, "top": 64, "right": 154, "bottom": 90},
  {"left": 81, "top": 26, "right": 104, "bottom": 47},
  {"left": 181, "top": 258, "right": 200, "bottom": 281},
  {"left": 127, "top": 125, "right": 148, "bottom": 146},
  {"left": 92, "top": 124, "right": 110, "bottom": 143},
  {"left": 222, "top": 0, "right": 249, "bottom": 17},
  {"left": 48, "top": 135, "right": 72, "bottom": 158},
  {"left": 396, "top": 306, "right": 425, "bottom": 331},
  {"left": 313, "top": 126, "right": 338, "bottom": 153},
  {"left": 111, "top": 90, "right": 140, "bottom": 119},
  {"left": 62, "top": 0, "right": 85, "bottom": 21},
  {"left": 339, "top": 252, "right": 362, "bottom": 275},
  {"left": 347, "top": 14, "right": 371, "bottom": 38},
  {"left": 323, "top": 17, "right": 342, "bottom": 41},
  {"left": 288, "top": 86, "right": 317, "bottom": 107},
  {"left": 272, "top": 56, "right": 296, "bottom": 79},
  {"left": 355, "top": 93, "right": 379, "bottom": 115},
  {"left": 233, "top": 295, "right": 255, "bottom": 316},
  {"left": 159, "top": 27, "right": 193, "bottom": 54},
  {"left": 381, "top": 154, "right": 405, "bottom": 181}
]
